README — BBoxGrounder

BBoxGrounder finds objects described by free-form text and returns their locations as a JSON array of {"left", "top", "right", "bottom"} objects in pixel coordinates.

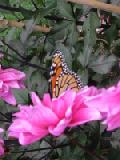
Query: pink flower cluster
[
  {"left": 0, "top": 128, "right": 4, "bottom": 157},
  {"left": 8, "top": 81, "right": 120, "bottom": 145},
  {"left": 0, "top": 66, "right": 25, "bottom": 105},
  {"left": 8, "top": 89, "right": 101, "bottom": 145}
]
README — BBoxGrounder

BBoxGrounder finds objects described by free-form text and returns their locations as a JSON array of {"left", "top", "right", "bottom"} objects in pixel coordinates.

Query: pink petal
[
  {"left": 31, "top": 92, "right": 42, "bottom": 106},
  {"left": 9, "top": 119, "right": 48, "bottom": 137},
  {"left": 84, "top": 93, "right": 108, "bottom": 114},
  {"left": 9, "top": 129, "right": 48, "bottom": 145},
  {"left": 1, "top": 90, "right": 16, "bottom": 105},
  {"left": 69, "top": 108, "right": 102, "bottom": 127},
  {"left": 52, "top": 90, "right": 76, "bottom": 118},
  {"left": 0, "top": 69, "right": 25, "bottom": 81},
  {"left": 104, "top": 112, "right": 120, "bottom": 131},
  {"left": 43, "top": 93, "right": 52, "bottom": 108},
  {"left": 5, "top": 81, "right": 22, "bottom": 88},
  {"left": 48, "top": 119, "right": 69, "bottom": 136},
  {"left": 19, "top": 131, "right": 48, "bottom": 145},
  {"left": 0, "top": 129, "right": 3, "bottom": 133},
  {"left": 30, "top": 105, "right": 59, "bottom": 127}
]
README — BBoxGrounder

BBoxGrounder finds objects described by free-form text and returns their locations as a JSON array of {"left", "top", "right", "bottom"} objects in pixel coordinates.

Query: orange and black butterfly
[{"left": 49, "top": 50, "right": 83, "bottom": 98}]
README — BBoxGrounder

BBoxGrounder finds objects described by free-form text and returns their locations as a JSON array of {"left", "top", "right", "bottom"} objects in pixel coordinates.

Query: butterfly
[{"left": 49, "top": 50, "right": 83, "bottom": 98}]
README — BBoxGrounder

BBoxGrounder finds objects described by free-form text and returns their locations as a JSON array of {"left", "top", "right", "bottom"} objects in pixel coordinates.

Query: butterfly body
[{"left": 49, "top": 50, "right": 83, "bottom": 98}]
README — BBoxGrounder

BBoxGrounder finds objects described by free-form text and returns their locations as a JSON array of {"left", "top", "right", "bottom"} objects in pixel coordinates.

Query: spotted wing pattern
[{"left": 49, "top": 50, "right": 83, "bottom": 98}]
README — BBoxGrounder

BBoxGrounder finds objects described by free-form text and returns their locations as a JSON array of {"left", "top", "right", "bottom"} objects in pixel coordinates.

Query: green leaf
[
  {"left": 57, "top": 0, "right": 74, "bottom": 19},
  {"left": 0, "top": 0, "right": 10, "bottom": 5},
  {"left": 45, "top": 38, "right": 55, "bottom": 52},
  {"left": 0, "top": 0, "right": 11, "bottom": 13},
  {"left": 81, "top": 12, "right": 100, "bottom": 67},
  {"left": 89, "top": 55, "right": 116, "bottom": 74},
  {"left": 12, "top": 88, "right": 29, "bottom": 104},
  {"left": 30, "top": 71, "right": 48, "bottom": 96},
  {"left": 79, "top": 46, "right": 93, "bottom": 67},
  {"left": 50, "top": 21, "right": 70, "bottom": 40},
  {"left": 20, "top": 19, "right": 35, "bottom": 44},
  {"left": 66, "top": 22, "right": 78, "bottom": 46},
  {"left": 8, "top": 40, "right": 25, "bottom": 55},
  {"left": 61, "top": 145, "right": 85, "bottom": 160},
  {"left": 78, "top": 69, "right": 88, "bottom": 85},
  {"left": 6, "top": 28, "right": 17, "bottom": 42},
  {"left": 26, "top": 56, "right": 48, "bottom": 97},
  {"left": 20, "top": 8, "right": 34, "bottom": 19},
  {"left": 83, "top": 12, "right": 100, "bottom": 46},
  {"left": 29, "top": 70, "right": 48, "bottom": 96},
  {"left": 45, "top": 21, "right": 70, "bottom": 51},
  {"left": 38, "top": 1, "right": 57, "bottom": 17},
  {"left": 105, "top": 24, "right": 118, "bottom": 44}
]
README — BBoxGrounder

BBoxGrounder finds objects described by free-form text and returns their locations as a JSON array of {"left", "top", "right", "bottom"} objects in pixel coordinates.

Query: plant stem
[
  {"left": 0, "top": 119, "right": 10, "bottom": 122},
  {"left": 11, "top": 143, "right": 69, "bottom": 153},
  {"left": 0, "top": 19, "right": 51, "bottom": 33},
  {"left": 67, "top": 0, "right": 120, "bottom": 14},
  {"left": 39, "top": 150, "right": 53, "bottom": 160}
]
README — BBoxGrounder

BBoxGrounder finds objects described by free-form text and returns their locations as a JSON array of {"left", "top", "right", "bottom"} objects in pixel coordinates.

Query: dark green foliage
[
  {"left": 0, "top": 0, "right": 120, "bottom": 160},
  {"left": 12, "top": 88, "right": 29, "bottom": 104}
]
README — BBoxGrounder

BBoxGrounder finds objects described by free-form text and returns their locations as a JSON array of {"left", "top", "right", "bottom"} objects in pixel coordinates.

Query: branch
[
  {"left": 39, "top": 150, "right": 53, "bottom": 160},
  {"left": 1, "top": 40, "right": 49, "bottom": 72},
  {"left": 0, "top": 119, "right": 10, "bottom": 122},
  {"left": 0, "top": 19, "right": 51, "bottom": 33},
  {"left": 0, "top": 112, "right": 10, "bottom": 121},
  {"left": 44, "top": 15, "right": 72, "bottom": 21},
  {"left": 31, "top": 0, "right": 38, "bottom": 10},
  {"left": 2, "top": 40, "right": 26, "bottom": 60},
  {"left": 11, "top": 143, "right": 69, "bottom": 153},
  {"left": 0, "top": 4, "right": 34, "bottom": 14},
  {"left": 66, "top": 0, "right": 120, "bottom": 14}
]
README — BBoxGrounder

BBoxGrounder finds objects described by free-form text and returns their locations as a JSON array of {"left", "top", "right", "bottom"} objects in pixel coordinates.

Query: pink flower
[
  {"left": 0, "top": 66, "right": 25, "bottom": 105},
  {"left": 8, "top": 89, "right": 101, "bottom": 145},
  {"left": 83, "top": 81, "right": 120, "bottom": 131},
  {"left": 0, "top": 128, "right": 4, "bottom": 157},
  {"left": 101, "top": 82, "right": 120, "bottom": 131}
]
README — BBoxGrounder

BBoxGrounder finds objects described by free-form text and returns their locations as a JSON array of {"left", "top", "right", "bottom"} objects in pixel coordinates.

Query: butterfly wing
[
  {"left": 49, "top": 50, "right": 64, "bottom": 97},
  {"left": 53, "top": 72, "right": 81, "bottom": 98},
  {"left": 49, "top": 50, "right": 83, "bottom": 98}
]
